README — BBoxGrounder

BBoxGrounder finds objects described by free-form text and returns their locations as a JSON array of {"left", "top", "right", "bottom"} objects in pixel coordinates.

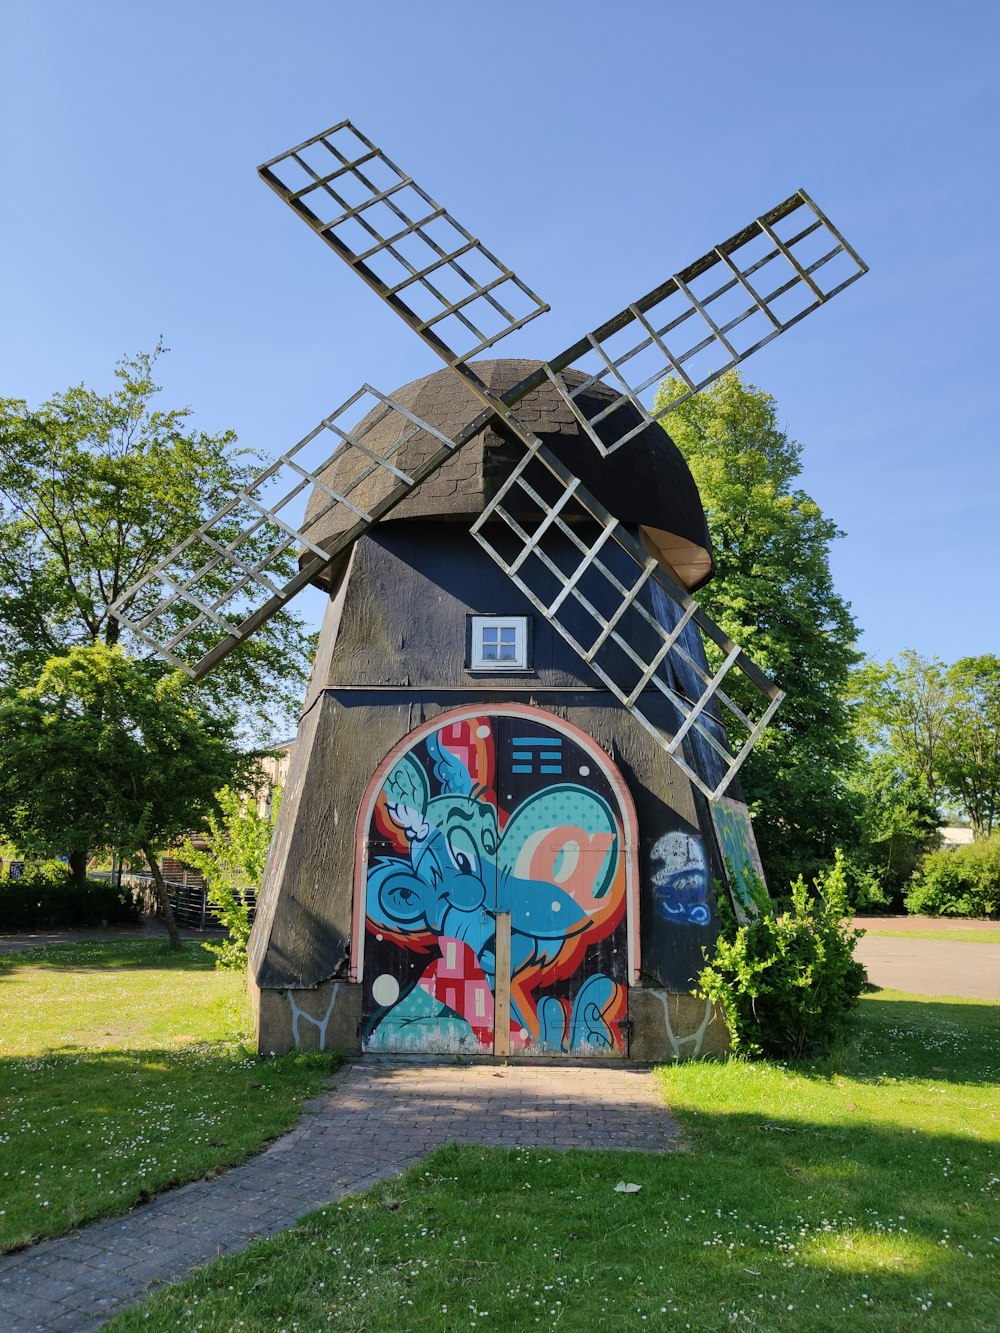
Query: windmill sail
[
  {"left": 259, "top": 121, "right": 549, "bottom": 370},
  {"left": 509, "top": 190, "right": 867, "bottom": 457},
  {"left": 108, "top": 386, "right": 489, "bottom": 678},
  {"left": 109, "top": 120, "right": 870, "bottom": 797},
  {"left": 470, "top": 431, "right": 783, "bottom": 801}
]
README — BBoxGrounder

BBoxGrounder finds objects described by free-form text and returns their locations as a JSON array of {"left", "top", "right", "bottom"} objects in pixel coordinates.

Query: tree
[
  {"left": 0, "top": 645, "right": 256, "bottom": 947},
  {"left": 655, "top": 371, "right": 862, "bottom": 889},
  {"left": 0, "top": 345, "right": 311, "bottom": 735},
  {"left": 181, "top": 785, "right": 280, "bottom": 970},
  {"left": 847, "top": 753, "right": 941, "bottom": 905},
  {"left": 852, "top": 651, "right": 1000, "bottom": 842},
  {"left": 937, "top": 657, "right": 1000, "bottom": 839},
  {"left": 851, "top": 651, "right": 950, "bottom": 800}
]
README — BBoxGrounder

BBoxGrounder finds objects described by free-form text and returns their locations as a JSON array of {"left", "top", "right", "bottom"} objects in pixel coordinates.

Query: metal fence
[{"left": 116, "top": 872, "right": 257, "bottom": 931}]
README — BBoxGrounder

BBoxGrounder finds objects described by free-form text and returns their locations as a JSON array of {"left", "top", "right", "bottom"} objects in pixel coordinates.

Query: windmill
[{"left": 111, "top": 122, "right": 866, "bottom": 1060}]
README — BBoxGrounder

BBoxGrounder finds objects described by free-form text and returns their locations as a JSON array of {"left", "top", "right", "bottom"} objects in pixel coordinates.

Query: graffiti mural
[
  {"left": 640, "top": 814, "right": 717, "bottom": 994},
  {"left": 649, "top": 830, "right": 710, "bottom": 926},
  {"left": 359, "top": 711, "right": 632, "bottom": 1056},
  {"left": 711, "top": 797, "right": 767, "bottom": 917},
  {"left": 285, "top": 987, "right": 339, "bottom": 1050}
]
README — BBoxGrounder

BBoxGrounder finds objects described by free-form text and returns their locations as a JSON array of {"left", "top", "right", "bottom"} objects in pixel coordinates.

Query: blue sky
[{"left": 2, "top": 0, "right": 997, "bottom": 665}]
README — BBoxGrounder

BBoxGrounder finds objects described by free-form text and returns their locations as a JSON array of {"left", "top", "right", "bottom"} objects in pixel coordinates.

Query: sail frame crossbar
[
  {"left": 108, "top": 119, "right": 872, "bottom": 795},
  {"left": 470, "top": 434, "right": 784, "bottom": 801},
  {"left": 108, "top": 385, "right": 476, "bottom": 676},
  {"left": 536, "top": 190, "right": 867, "bottom": 455},
  {"left": 258, "top": 120, "right": 549, "bottom": 369}
]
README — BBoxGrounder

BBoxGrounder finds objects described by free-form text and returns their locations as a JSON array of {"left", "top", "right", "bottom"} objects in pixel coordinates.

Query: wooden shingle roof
[{"left": 303, "top": 359, "right": 713, "bottom": 590}]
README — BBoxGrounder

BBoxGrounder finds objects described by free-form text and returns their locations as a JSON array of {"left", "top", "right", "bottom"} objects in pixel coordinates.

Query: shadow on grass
[{"left": 102, "top": 1105, "right": 1000, "bottom": 1332}]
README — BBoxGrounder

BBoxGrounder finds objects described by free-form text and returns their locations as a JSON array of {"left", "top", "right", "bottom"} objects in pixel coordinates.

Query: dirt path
[
  {"left": 0, "top": 919, "right": 222, "bottom": 955},
  {"left": 854, "top": 914, "right": 999, "bottom": 935}
]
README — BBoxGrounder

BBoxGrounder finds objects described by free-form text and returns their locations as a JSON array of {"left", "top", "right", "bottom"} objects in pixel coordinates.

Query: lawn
[
  {"left": 0, "top": 940, "right": 334, "bottom": 1252},
  {"left": 863, "top": 927, "right": 1000, "bottom": 944},
  {"left": 107, "top": 991, "right": 1000, "bottom": 1332}
]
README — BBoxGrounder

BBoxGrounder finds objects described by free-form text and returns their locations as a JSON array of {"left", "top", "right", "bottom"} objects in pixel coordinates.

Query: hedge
[
  {"left": 905, "top": 834, "right": 1000, "bottom": 918},
  {"left": 0, "top": 867, "right": 140, "bottom": 931}
]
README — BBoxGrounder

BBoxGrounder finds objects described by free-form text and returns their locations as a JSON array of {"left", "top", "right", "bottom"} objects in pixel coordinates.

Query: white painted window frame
[{"left": 469, "top": 615, "right": 529, "bottom": 672}]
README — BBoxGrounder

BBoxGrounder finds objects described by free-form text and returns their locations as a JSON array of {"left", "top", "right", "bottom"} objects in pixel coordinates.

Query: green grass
[
  {"left": 0, "top": 941, "right": 335, "bottom": 1252},
  {"left": 107, "top": 991, "right": 999, "bottom": 1332},
  {"left": 863, "top": 927, "right": 1000, "bottom": 943}
]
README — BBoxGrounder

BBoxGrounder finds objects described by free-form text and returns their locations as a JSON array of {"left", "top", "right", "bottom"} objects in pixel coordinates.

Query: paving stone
[
  {"left": 41, "top": 1312, "right": 89, "bottom": 1333},
  {"left": 0, "top": 1060, "right": 677, "bottom": 1330}
]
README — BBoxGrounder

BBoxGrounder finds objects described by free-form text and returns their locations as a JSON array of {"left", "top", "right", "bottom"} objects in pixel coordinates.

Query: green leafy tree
[
  {"left": 846, "top": 754, "right": 941, "bottom": 907},
  {"left": 655, "top": 371, "right": 862, "bottom": 888},
  {"left": 851, "top": 651, "right": 949, "bottom": 799},
  {"left": 0, "top": 347, "right": 311, "bottom": 883},
  {"left": 0, "top": 645, "right": 255, "bottom": 947},
  {"left": 181, "top": 785, "right": 280, "bottom": 970},
  {"left": 937, "top": 656, "right": 1000, "bottom": 839},
  {"left": 852, "top": 652, "right": 1000, "bottom": 840},
  {"left": 0, "top": 344, "right": 311, "bottom": 731}
]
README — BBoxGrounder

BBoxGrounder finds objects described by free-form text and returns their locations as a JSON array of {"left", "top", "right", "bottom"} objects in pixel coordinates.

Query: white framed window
[{"left": 468, "top": 615, "right": 530, "bottom": 671}]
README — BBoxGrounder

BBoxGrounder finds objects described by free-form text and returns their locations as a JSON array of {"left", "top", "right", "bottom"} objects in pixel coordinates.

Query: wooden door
[{"left": 359, "top": 709, "right": 632, "bottom": 1056}]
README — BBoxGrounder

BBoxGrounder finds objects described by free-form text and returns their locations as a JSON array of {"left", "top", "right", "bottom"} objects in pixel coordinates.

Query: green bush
[
  {"left": 181, "top": 785, "right": 277, "bottom": 971},
  {"left": 905, "top": 835, "right": 1000, "bottom": 918},
  {"left": 1, "top": 858, "right": 70, "bottom": 891},
  {"left": 0, "top": 873, "right": 140, "bottom": 930},
  {"left": 697, "top": 851, "right": 867, "bottom": 1059},
  {"left": 838, "top": 856, "right": 894, "bottom": 913}
]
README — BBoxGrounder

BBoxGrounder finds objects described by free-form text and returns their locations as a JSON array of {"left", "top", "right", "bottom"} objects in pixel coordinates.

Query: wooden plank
[{"left": 493, "top": 912, "right": 512, "bottom": 1057}]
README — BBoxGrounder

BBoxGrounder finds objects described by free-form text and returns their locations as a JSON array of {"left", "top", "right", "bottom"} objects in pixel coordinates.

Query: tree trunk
[
  {"left": 141, "top": 843, "right": 183, "bottom": 950},
  {"left": 68, "top": 849, "right": 88, "bottom": 889}
]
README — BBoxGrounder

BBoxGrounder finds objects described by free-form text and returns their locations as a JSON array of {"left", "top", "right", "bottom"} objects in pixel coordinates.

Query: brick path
[{"left": 0, "top": 1059, "right": 678, "bottom": 1331}]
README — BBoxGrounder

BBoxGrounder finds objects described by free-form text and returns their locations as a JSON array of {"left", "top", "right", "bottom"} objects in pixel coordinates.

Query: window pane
[{"left": 471, "top": 616, "right": 528, "bottom": 669}]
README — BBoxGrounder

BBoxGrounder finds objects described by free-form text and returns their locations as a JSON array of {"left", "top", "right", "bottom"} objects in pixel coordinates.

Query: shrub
[
  {"left": 1, "top": 858, "right": 70, "bottom": 891},
  {"left": 181, "top": 785, "right": 277, "bottom": 970},
  {"left": 905, "top": 835, "right": 1000, "bottom": 918},
  {"left": 838, "top": 857, "right": 894, "bottom": 913},
  {"left": 697, "top": 850, "right": 867, "bottom": 1059},
  {"left": 0, "top": 874, "right": 139, "bottom": 930}
]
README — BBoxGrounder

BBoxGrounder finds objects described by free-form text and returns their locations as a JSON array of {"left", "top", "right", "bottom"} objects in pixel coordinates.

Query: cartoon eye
[{"left": 446, "top": 830, "right": 480, "bottom": 877}]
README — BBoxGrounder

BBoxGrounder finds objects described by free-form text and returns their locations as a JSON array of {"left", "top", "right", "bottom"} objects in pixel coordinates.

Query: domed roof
[{"left": 303, "top": 359, "right": 713, "bottom": 591}]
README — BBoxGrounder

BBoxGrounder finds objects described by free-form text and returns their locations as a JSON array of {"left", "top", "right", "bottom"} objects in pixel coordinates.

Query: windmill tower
[{"left": 112, "top": 122, "right": 866, "bottom": 1060}]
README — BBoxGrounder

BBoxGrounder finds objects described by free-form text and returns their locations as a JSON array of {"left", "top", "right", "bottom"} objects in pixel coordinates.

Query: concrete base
[
  {"left": 253, "top": 979, "right": 729, "bottom": 1061},
  {"left": 252, "top": 979, "right": 363, "bottom": 1056},
  {"left": 628, "top": 988, "right": 730, "bottom": 1061}
]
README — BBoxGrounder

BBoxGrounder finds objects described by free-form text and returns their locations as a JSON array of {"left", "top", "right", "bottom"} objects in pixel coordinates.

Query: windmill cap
[{"left": 302, "top": 358, "right": 713, "bottom": 591}]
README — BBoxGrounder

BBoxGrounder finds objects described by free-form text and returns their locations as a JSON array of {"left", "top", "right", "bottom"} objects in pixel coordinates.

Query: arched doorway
[{"left": 352, "top": 705, "right": 639, "bottom": 1056}]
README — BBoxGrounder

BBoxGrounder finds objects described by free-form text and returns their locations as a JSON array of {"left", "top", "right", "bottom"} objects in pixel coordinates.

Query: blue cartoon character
[
  {"left": 362, "top": 717, "right": 628, "bottom": 1055},
  {"left": 650, "top": 829, "right": 711, "bottom": 926}
]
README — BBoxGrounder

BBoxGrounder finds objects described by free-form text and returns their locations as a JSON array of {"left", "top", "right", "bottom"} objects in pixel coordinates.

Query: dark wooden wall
[{"left": 250, "top": 522, "right": 740, "bottom": 995}]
